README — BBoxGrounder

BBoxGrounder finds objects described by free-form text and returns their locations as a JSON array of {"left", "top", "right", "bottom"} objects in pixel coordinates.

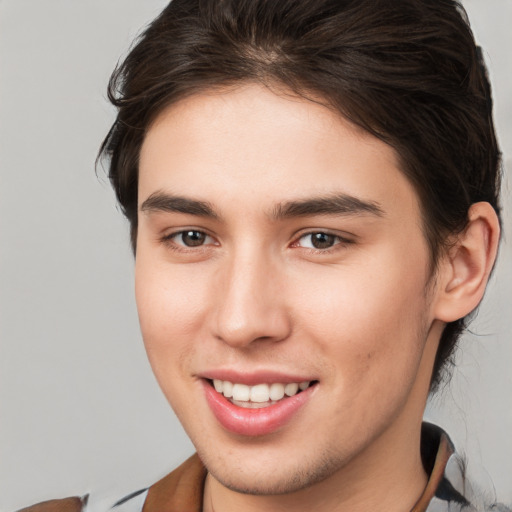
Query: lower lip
[{"left": 202, "top": 380, "right": 316, "bottom": 436}]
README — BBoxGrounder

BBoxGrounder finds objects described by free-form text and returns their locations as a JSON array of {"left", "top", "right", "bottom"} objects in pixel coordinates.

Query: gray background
[{"left": 0, "top": 1, "right": 510, "bottom": 510}]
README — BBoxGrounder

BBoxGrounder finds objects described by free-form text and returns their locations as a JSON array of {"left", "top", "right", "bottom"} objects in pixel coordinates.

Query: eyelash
[
  {"left": 160, "top": 230, "right": 217, "bottom": 251},
  {"left": 292, "top": 231, "right": 354, "bottom": 253},
  {"left": 159, "top": 229, "right": 354, "bottom": 254}
]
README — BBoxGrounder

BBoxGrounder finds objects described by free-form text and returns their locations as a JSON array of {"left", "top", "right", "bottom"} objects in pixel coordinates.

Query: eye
[
  {"left": 296, "top": 232, "right": 345, "bottom": 250},
  {"left": 168, "top": 230, "right": 215, "bottom": 247}
]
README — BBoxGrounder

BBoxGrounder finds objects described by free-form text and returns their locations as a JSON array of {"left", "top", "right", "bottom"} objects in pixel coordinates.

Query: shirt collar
[{"left": 142, "top": 423, "right": 471, "bottom": 512}]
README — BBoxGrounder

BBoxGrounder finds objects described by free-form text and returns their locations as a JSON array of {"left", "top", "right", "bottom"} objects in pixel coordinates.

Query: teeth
[
  {"left": 284, "top": 382, "right": 299, "bottom": 396},
  {"left": 223, "top": 380, "right": 233, "bottom": 398},
  {"left": 232, "top": 383, "right": 250, "bottom": 401},
  {"left": 250, "top": 383, "right": 270, "bottom": 403},
  {"left": 269, "top": 383, "right": 285, "bottom": 401},
  {"left": 212, "top": 379, "right": 312, "bottom": 403}
]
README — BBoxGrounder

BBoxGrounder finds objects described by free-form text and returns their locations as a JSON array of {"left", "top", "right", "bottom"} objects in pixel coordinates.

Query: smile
[
  {"left": 203, "top": 377, "right": 318, "bottom": 436},
  {"left": 212, "top": 379, "right": 312, "bottom": 408}
]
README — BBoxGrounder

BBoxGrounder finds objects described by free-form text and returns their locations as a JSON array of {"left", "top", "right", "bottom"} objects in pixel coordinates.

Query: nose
[{"left": 211, "top": 251, "right": 292, "bottom": 349}]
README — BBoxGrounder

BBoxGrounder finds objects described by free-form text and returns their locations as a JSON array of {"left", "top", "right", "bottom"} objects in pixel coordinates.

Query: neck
[{"left": 203, "top": 422, "right": 428, "bottom": 512}]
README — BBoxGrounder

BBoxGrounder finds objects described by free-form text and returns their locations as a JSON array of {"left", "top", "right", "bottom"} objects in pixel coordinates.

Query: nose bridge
[{"left": 213, "top": 243, "right": 290, "bottom": 347}]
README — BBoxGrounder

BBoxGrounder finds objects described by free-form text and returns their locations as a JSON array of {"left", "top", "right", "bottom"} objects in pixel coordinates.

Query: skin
[{"left": 135, "top": 83, "right": 496, "bottom": 512}]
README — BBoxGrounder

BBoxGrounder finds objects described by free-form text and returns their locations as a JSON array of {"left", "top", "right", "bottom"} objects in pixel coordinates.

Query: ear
[{"left": 433, "top": 202, "right": 500, "bottom": 322}]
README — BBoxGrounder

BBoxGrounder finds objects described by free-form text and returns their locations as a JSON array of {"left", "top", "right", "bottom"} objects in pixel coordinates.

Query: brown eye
[
  {"left": 176, "top": 230, "right": 209, "bottom": 247},
  {"left": 311, "top": 233, "right": 336, "bottom": 249},
  {"left": 296, "top": 231, "right": 351, "bottom": 251},
  {"left": 299, "top": 232, "right": 338, "bottom": 249}
]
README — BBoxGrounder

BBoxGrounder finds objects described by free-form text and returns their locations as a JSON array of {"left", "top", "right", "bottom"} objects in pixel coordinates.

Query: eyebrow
[
  {"left": 271, "top": 194, "right": 384, "bottom": 220},
  {"left": 140, "top": 191, "right": 384, "bottom": 221},
  {"left": 140, "top": 192, "right": 220, "bottom": 219}
]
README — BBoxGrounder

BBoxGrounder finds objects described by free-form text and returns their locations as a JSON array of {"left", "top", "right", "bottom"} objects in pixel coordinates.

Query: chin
[{"left": 202, "top": 449, "right": 343, "bottom": 496}]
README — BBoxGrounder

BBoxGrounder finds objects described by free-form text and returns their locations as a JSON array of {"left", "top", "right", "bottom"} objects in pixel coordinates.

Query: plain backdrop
[{"left": 0, "top": 1, "right": 511, "bottom": 510}]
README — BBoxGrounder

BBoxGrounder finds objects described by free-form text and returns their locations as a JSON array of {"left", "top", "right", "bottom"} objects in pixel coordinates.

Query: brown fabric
[
  {"left": 411, "top": 431, "right": 453, "bottom": 511},
  {"left": 143, "top": 454, "right": 207, "bottom": 512},
  {"left": 142, "top": 434, "right": 453, "bottom": 512},
  {"left": 17, "top": 497, "right": 86, "bottom": 512},
  {"left": 16, "top": 428, "right": 454, "bottom": 511}
]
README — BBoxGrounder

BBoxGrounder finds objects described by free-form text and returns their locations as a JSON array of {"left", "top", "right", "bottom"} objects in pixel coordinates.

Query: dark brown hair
[{"left": 99, "top": 0, "right": 501, "bottom": 390}]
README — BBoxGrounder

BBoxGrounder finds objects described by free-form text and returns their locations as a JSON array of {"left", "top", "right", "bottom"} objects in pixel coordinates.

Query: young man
[{"left": 18, "top": 0, "right": 508, "bottom": 511}]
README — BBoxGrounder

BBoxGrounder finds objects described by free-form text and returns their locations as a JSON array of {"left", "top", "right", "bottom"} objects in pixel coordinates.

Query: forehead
[{"left": 138, "top": 83, "right": 419, "bottom": 221}]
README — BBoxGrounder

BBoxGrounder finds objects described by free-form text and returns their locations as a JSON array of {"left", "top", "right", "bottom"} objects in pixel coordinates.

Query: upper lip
[{"left": 198, "top": 369, "right": 317, "bottom": 386}]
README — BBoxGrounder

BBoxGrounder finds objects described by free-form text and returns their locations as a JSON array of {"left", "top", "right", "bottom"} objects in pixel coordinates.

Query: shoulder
[
  {"left": 15, "top": 455, "right": 203, "bottom": 512},
  {"left": 16, "top": 497, "right": 86, "bottom": 512},
  {"left": 419, "top": 423, "right": 511, "bottom": 512},
  {"left": 143, "top": 454, "right": 206, "bottom": 511}
]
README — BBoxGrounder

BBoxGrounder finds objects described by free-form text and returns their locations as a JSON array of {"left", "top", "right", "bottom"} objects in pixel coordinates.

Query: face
[{"left": 136, "top": 84, "right": 443, "bottom": 495}]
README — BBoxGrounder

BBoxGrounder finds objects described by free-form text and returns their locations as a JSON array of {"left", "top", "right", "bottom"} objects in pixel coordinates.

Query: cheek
[
  {"left": 134, "top": 254, "right": 211, "bottom": 373},
  {"left": 293, "top": 249, "right": 431, "bottom": 386}
]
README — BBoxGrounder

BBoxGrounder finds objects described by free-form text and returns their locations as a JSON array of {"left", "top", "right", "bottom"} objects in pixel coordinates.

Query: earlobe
[{"left": 434, "top": 202, "right": 500, "bottom": 322}]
